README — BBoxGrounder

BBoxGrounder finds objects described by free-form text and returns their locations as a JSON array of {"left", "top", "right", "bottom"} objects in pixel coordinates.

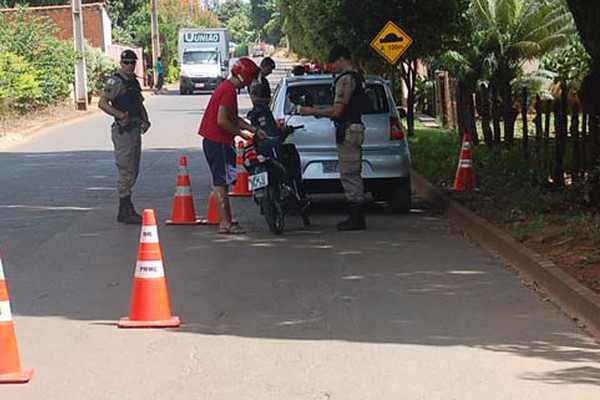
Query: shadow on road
[{"left": 1, "top": 148, "right": 599, "bottom": 387}]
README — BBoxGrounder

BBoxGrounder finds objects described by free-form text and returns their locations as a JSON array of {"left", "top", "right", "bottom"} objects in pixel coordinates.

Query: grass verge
[{"left": 410, "top": 122, "right": 600, "bottom": 294}]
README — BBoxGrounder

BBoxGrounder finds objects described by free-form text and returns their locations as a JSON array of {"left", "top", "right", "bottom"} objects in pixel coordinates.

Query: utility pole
[
  {"left": 189, "top": 0, "right": 194, "bottom": 19},
  {"left": 150, "top": 0, "right": 161, "bottom": 88},
  {"left": 72, "top": 0, "right": 88, "bottom": 110}
]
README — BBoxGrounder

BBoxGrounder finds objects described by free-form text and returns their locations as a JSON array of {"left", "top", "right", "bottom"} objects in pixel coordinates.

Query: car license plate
[
  {"left": 194, "top": 83, "right": 205, "bottom": 88},
  {"left": 249, "top": 171, "right": 268, "bottom": 190},
  {"left": 322, "top": 161, "right": 339, "bottom": 173}
]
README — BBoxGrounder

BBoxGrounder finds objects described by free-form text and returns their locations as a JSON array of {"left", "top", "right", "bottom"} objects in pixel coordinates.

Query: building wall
[{"left": 0, "top": 3, "right": 111, "bottom": 50}]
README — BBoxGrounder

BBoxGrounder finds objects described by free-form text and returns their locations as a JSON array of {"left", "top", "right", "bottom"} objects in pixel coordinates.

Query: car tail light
[
  {"left": 390, "top": 116, "right": 405, "bottom": 141},
  {"left": 276, "top": 118, "right": 285, "bottom": 129}
]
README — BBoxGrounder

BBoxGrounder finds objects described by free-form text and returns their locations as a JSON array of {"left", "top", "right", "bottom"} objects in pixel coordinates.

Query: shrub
[
  {"left": 165, "top": 65, "right": 179, "bottom": 84},
  {"left": 235, "top": 42, "right": 249, "bottom": 57},
  {"left": 85, "top": 45, "right": 119, "bottom": 95},
  {"left": 0, "top": 49, "right": 42, "bottom": 109},
  {"left": 0, "top": 9, "right": 74, "bottom": 106}
]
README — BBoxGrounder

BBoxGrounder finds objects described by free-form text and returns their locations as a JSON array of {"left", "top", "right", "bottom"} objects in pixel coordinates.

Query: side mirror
[{"left": 397, "top": 107, "right": 407, "bottom": 118}]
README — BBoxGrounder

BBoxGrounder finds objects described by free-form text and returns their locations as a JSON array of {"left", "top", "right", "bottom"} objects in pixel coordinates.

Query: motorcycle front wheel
[{"left": 261, "top": 186, "right": 285, "bottom": 235}]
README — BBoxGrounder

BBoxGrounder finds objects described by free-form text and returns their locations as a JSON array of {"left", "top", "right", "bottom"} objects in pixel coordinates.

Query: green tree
[{"left": 279, "top": 0, "right": 470, "bottom": 134}]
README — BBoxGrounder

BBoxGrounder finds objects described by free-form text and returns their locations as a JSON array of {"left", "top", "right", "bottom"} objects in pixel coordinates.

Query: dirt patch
[{"left": 0, "top": 98, "right": 100, "bottom": 150}]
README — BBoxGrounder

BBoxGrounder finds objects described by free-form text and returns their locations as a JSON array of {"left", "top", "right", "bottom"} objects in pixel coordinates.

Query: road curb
[{"left": 411, "top": 169, "right": 600, "bottom": 339}]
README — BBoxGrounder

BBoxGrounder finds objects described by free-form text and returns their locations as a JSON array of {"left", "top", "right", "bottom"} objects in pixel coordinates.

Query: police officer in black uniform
[{"left": 98, "top": 50, "right": 151, "bottom": 224}]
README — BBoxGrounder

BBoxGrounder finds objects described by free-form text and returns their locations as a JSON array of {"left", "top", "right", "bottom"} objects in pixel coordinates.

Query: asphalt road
[{"left": 1, "top": 60, "right": 600, "bottom": 399}]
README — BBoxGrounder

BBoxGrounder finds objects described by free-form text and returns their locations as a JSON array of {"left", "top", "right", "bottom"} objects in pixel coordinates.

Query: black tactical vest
[
  {"left": 112, "top": 74, "right": 143, "bottom": 118},
  {"left": 334, "top": 71, "right": 366, "bottom": 124}
]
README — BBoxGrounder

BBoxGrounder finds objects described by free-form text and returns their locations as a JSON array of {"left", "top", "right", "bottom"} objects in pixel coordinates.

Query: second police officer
[
  {"left": 299, "top": 45, "right": 367, "bottom": 231},
  {"left": 98, "top": 49, "right": 151, "bottom": 225}
]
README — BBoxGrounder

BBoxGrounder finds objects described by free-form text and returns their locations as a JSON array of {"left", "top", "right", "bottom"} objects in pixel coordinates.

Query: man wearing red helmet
[{"left": 198, "top": 57, "right": 266, "bottom": 234}]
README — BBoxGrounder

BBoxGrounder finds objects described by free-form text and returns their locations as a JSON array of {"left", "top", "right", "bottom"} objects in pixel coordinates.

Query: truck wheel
[
  {"left": 179, "top": 86, "right": 186, "bottom": 95},
  {"left": 391, "top": 178, "right": 411, "bottom": 214}
]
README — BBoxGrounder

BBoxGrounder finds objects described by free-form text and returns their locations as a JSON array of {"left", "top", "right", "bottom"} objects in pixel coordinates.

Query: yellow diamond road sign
[{"left": 370, "top": 21, "right": 413, "bottom": 65}]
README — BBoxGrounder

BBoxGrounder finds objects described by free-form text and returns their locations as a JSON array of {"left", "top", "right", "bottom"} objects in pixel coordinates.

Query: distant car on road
[{"left": 270, "top": 74, "right": 411, "bottom": 212}]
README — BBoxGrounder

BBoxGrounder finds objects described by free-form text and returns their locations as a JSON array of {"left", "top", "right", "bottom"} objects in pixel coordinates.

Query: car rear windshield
[{"left": 285, "top": 82, "right": 389, "bottom": 115}]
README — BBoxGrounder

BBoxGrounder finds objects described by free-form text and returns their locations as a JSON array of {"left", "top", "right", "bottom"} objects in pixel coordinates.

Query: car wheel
[
  {"left": 391, "top": 178, "right": 411, "bottom": 214},
  {"left": 179, "top": 87, "right": 186, "bottom": 95}
]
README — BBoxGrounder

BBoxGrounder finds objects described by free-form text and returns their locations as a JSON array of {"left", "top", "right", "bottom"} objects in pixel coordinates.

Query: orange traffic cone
[
  {"left": 453, "top": 133, "right": 476, "bottom": 191},
  {"left": 119, "top": 209, "right": 180, "bottom": 328},
  {"left": 0, "top": 248, "right": 33, "bottom": 383},
  {"left": 199, "top": 192, "right": 220, "bottom": 225},
  {"left": 166, "top": 156, "right": 201, "bottom": 225},
  {"left": 199, "top": 191, "right": 237, "bottom": 225},
  {"left": 229, "top": 140, "right": 252, "bottom": 197}
]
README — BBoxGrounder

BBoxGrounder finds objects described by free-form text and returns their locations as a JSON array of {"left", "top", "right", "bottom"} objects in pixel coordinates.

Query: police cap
[
  {"left": 120, "top": 50, "right": 138, "bottom": 61},
  {"left": 328, "top": 45, "right": 351, "bottom": 63}
]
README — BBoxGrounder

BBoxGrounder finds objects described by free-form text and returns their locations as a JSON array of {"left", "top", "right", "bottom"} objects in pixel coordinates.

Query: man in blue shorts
[{"left": 198, "top": 57, "right": 266, "bottom": 234}]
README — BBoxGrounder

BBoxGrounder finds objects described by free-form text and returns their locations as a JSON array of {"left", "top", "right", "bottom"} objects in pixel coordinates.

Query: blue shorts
[{"left": 203, "top": 138, "right": 237, "bottom": 187}]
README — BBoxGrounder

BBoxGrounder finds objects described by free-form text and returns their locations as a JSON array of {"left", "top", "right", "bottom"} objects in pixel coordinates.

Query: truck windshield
[{"left": 183, "top": 51, "right": 219, "bottom": 65}]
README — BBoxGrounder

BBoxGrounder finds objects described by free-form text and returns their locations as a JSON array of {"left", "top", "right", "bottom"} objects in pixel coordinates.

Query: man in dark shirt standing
[{"left": 250, "top": 57, "right": 276, "bottom": 106}]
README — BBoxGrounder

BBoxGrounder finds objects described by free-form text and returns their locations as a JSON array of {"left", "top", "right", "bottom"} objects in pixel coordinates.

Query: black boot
[
  {"left": 117, "top": 196, "right": 142, "bottom": 225},
  {"left": 337, "top": 202, "right": 366, "bottom": 231}
]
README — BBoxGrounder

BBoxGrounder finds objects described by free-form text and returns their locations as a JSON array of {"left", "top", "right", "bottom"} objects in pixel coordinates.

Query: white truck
[{"left": 177, "top": 28, "right": 230, "bottom": 94}]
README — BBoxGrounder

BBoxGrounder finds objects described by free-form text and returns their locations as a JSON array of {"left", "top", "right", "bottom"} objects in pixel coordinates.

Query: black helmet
[{"left": 120, "top": 49, "right": 138, "bottom": 61}]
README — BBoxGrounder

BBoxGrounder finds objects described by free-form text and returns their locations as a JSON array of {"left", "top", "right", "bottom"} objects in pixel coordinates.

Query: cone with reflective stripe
[
  {"left": 166, "top": 156, "right": 201, "bottom": 225},
  {"left": 453, "top": 133, "right": 476, "bottom": 191},
  {"left": 0, "top": 248, "right": 33, "bottom": 383},
  {"left": 119, "top": 210, "right": 180, "bottom": 328},
  {"left": 229, "top": 140, "right": 252, "bottom": 197}
]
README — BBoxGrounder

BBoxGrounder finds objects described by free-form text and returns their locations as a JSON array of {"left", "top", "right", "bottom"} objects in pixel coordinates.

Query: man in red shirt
[{"left": 199, "top": 57, "right": 266, "bottom": 234}]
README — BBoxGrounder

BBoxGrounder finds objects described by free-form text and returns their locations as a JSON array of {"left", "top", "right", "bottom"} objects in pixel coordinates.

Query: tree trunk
[{"left": 400, "top": 60, "right": 417, "bottom": 137}]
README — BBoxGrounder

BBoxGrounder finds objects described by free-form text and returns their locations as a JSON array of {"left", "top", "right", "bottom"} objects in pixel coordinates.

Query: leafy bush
[
  {"left": 85, "top": 45, "right": 119, "bottom": 95},
  {"left": 235, "top": 42, "right": 249, "bottom": 57},
  {"left": 0, "top": 49, "right": 42, "bottom": 110},
  {"left": 165, "top": 66, "right": 179, "bottom": 84},
  {"left": 0, "top": 9, "right": 74, "bottom": 106}
]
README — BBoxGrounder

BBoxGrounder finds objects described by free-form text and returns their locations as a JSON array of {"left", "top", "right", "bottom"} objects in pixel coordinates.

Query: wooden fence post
[
  {"left": 534, "top": 94, "right": 542, "bottom": 158},
  {"left": 522, "top": 87, "right": 529, "bottom": 160},
  {"left": 571, "top": 103, "right": 581, "bottom": 181}
]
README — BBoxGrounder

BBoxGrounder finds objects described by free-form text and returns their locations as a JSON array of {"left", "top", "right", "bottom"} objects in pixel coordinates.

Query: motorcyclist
[{"left": 248, "top": 62, "right": 309, "bottom": 208}]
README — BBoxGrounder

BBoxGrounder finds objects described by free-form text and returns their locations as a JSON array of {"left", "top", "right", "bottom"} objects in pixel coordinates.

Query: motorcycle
[{"left": 243, "top": 106, "right": 309, "bottom": 234}]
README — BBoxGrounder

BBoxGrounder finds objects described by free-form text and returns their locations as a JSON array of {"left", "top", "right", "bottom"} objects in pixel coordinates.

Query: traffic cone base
[
  {"left": 118, "top": 316, "right": 180, "bottom": 328},
  {"left": 166, "top": 156, "right": 202, "bottom": 225},
  {"left": 119, "top": 210, "right": 180, "bottom": 329},
  {"left": 0, "top": 370, "right": 34, "bottom": 384}
]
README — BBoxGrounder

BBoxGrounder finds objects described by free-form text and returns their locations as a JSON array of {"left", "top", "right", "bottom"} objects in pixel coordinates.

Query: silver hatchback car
[{"left": 270, "top": 74, "right": 411, "bottom": 212}]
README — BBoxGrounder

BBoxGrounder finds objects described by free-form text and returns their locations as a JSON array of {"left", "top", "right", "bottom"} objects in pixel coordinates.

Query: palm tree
[{"left": 470, "top": 0, "right": 575, "bottom": 145}]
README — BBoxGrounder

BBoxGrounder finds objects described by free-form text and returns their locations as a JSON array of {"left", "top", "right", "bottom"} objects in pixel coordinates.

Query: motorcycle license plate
[
  {"left": 249, "top": 171, "right": 268, "bottom": 190},
  {"left": 322, "top": 161, "right": 339, "bottom": 173}
]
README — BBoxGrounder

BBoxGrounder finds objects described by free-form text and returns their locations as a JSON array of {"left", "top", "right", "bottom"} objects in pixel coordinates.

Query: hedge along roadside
[{"left": 0, "top": 8, "right": 118, "bottom": 113}]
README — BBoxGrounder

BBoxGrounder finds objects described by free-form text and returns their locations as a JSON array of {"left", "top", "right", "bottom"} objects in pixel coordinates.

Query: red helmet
[{"left": 231, "top": 57, "right": 259, "bottom": 86}]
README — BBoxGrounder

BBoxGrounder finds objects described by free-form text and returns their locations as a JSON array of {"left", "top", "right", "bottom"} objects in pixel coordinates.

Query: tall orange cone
[
  {"left": 119, "top": 210, "right": 180, "bottom": 328},
  {"left": 166, "top": 156, "right": 201, "bottom": 225},
  {"left": 0, "top": 247, "right": 33, "bottom": 383},
  {"left": 453, "top": 133, "right": 476, "bottom": 191},
  {"left": 229, "top": 140, "right": 252, "bottom": 197}
]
